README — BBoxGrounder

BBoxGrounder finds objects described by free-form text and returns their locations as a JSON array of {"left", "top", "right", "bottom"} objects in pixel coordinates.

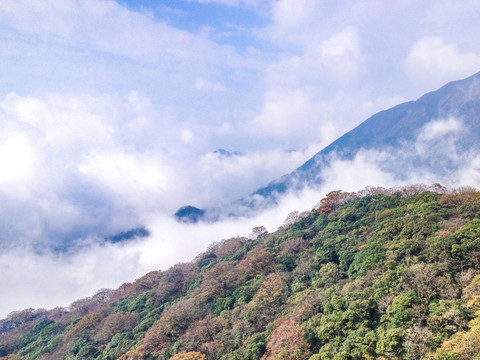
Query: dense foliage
[{"left": 2, "top": 185, "right": 480, "bottom": 360}]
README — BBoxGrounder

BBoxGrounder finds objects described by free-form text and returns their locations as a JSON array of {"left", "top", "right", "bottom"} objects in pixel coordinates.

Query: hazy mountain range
[{"left": 176, "top": 72, "right": 480, "bottom": 222}]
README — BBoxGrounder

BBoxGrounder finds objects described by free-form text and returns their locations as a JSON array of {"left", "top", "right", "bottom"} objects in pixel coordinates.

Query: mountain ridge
[{"left": 177, "top": 71, "right": 480, "bottom": 222}]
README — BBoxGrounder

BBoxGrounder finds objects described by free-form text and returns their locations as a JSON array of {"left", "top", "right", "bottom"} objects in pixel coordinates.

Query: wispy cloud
[{"left": 405, "top": 37, "right": 480, "bottom": 89}]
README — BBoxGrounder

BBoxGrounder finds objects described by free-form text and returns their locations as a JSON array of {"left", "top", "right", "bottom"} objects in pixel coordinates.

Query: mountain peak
[{"left": 175, "top": 72, "right": 480, "bottom": 223}]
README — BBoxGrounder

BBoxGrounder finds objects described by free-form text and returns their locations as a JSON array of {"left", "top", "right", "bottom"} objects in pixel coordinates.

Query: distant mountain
[
  {"left": 104, "top": 227, "right": 150, "bottom": 244},
  {"left": 176, "top": 72, "right": 480, "bottom": 222},
  {"left": 174, "top": 206, "right": 206, "bottom": 223},
  {"left": 212, "top": 148, "right": 242, "bottom": 157}
]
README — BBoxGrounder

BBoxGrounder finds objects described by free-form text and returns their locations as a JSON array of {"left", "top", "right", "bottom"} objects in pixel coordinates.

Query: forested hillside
[{"left": 2, "top": 185, "right": 480, "bottom": 360}]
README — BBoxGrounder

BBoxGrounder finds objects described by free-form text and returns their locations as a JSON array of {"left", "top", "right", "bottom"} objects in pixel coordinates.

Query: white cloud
[
  {"left": 0, "top": 0, "right": 242, "bottom": 68},
  {"left": 195, "top": 78, "right": 226, "bottom": 92},
  {"left": 405, "top": 36, "right": 480, "bottom": 87},
  {"left": 0, "top": 92, "right": 115, "bottom": 150},
  {"left": 320, "top": 150, "right": 399, "bottom": 192},
  {"left": 417, "top": 117, "right": 463, "bottom": 142},
  {"left": 0, "top": 242, "right": 143, "bottom": 317},
  {"left": 0, "top": 92, "right": 189, "bottom": 245},
  {"left": 180, "top": 129, "right": 195, "bottom": 144},
  {"left": 0, "top": 134, "right": 36, "bottom": 198},
  {"left": 0, "top": 90, "right": 329, "bottom": 247},
  {"left": 319, "top": 27, "right": 365, "bottom": 84},
  {"left": 196, "top": 145, "right": 321, "bottom": 205},
  {"left": 78, "top": 151, "right": 180, "bottom": 211},
  {"left": 457, "top": 155, "right": 480, "bottom": 186},
  {"left": 322, "top": 27, "right": 359, "bottom": 57},
  {"left": 250, "top": 26, "right": 367, "bottom": 148},
  {"left": 269, "top": 0, "right": 324, "bottom": 42},
  {"left": 251, "top": 90, "right": 318, "bottom": 138},
  {"left": 266, "top": 27, "right": 364, "bottom": 87},
  {"left": 248, "top": 86, "right": 391, "bottom": 152}
]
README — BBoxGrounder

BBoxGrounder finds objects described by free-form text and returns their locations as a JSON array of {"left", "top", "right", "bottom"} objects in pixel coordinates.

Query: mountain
[
  {"left": 212, "top": 149, "right": 242, "bottom": 157},
  {"left": 104, "top": 227, "right": 150, "bottom": 244},
  {"left": 176, "top": 72, "right": 480, "bottom": 222},
  {"left": 3, "top": 186, "right": 480, "bottom": 359}
]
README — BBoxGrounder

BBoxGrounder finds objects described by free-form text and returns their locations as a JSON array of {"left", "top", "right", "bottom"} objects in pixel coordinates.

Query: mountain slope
[
  {"left": 177, "top": 72, "right": 480, "bottom": 222},
  {"left": 3, "top": 186, "right": 480, "bottom": 360}
]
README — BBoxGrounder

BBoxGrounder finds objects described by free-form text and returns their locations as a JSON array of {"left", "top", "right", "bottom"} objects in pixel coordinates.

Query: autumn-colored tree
[
  {"left": 316, "top": 190, "right": 357, "bottom": 214},
  {"left": 401, "top": 183, "right": 428, "bottom": 197},
  {"left": 357, "top": 186, "right": 389, "bottom": 197},
  {"left": 107, "top": 282, "right": 135, "bottom": 303},
  {"left": 428, "top": 183, "right": 448, "bottom": 194},
  {"left": 280, "top": 237, "right": 308, "bottom": 255},
  {"left": 118, "top": 347, "right": 146, "bottom": 360},
  {"left": 169, "top": 351, "right": 206, "bottom": 360},
  {"left": 213, "top": 236, "right": 247, "bottom": 258},
  {"left": 93, "top": 311, "right": 140, "bottom": 344},
  {"left": 246, "top": 273, "right": 288, "bottom": 329},
  {"left": 63, "top": 312, "right": 102, "bottom": 343},
  {"left": 139, "top": 297, "right": 204, "bottom": 357},
  {"left": 439, "top": 186, "right": 480, "bottom": 208},
  {"left": 3, "top": 309, "right": 45, "bottom": 327},
  {"left": 235, "top": 248, "right": 275, "bottom": 282},
  {"left": 130, "top": 271, "right": 163, "bottom": 294},
  {"left": 250, "top": 273, "right": 287, "bottom": 309},
  {"left": 194, "top": 261, "right": 236, "bottom": 302},
  {"left": 0, "top": 355, "right": 25, "bottom": 360},
  {"left": 463, "top": 274, "right": 480, "bottom": 307},
  {"left": 154, "top": 262, "right": 197, "bottom": 304},
  {"left": 429, "top": 314, "right": 480, "bottom": 360},
  {"left": 403, "top": 325, "right": 433, "bottom": 360},
  {"left": 69, "top": 294, "right": 106, "bottom": 315},
  {"left": 180, "top": 315, "right": 226, "bottom": 357},
  {"left": 403, "top": 263, "right": 442, "bottom": 304},
  {"left": 261, "top": 317, "right": 309, "bottom": 360}
]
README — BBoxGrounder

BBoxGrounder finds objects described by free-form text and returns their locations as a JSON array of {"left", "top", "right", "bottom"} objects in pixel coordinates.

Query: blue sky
[
  {"left": 120, "top": 0, "right": 269, "bottom": 33},
  {"left": 2, "top": 0, "right": 480, "bottom": 316}
]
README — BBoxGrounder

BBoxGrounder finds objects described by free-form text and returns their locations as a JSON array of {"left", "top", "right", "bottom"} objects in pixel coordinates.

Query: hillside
[
  {"left": 3, "top": 185, "right": 480, "bottom": 359},
  {"left": 177, "top": 72, "right": 480, "bottom": 222}
]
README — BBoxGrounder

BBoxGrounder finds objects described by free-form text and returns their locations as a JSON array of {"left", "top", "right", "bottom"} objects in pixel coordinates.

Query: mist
[{"left": 2, "top": 117, "right": 479, "bottom": 318}]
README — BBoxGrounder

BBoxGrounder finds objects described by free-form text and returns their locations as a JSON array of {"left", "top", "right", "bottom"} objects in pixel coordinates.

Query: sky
[{"left": 1, "top": 0, "right": 480, "bottom": 317}]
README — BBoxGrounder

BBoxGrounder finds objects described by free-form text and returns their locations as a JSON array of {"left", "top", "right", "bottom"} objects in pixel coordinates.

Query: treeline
[{"left": 2, "top": 185, "right": 480, "bottom": 359}]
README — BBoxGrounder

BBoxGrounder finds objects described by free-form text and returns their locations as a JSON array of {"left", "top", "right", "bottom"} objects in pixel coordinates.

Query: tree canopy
[{"left": 2, "top": 185, "right": 480, "bottom": 360}]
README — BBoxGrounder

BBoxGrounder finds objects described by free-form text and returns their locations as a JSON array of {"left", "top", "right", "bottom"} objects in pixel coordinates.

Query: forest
[{"left": 2, "top": 185, "right": 480, "bottom": 360}]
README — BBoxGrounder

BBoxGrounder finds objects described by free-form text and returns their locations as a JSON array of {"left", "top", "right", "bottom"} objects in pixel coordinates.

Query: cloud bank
[
  {"left": 2, "top": 0, "right": 480, "bottom": 317},
  {"left": 1, "top": 115, "right": 479, "bottom": 317}
]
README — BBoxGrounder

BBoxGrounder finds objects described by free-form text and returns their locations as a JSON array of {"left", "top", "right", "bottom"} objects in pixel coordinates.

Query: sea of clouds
[{"left": 2, "top": 0, "right": 480, "bottom": 317}]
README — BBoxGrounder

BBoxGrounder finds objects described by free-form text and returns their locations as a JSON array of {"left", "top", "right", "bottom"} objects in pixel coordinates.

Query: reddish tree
[
  {"left": 169, "top": 352, "right": 206, "bottom": 360},
  {"left": 214, "top": 237, "right": 248, "bottom": 258},
  {"left": 235, "top": 248, "right": 275, "bottom": 282},
  {"left": 439, "top": 187, "right": 480, "bottom": 208},
  {"left": 316, "top": 191, "right": 357, "bottom": 214},
  {"left": 261, "top": 317, "right": 309, "bottom": 360}
]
